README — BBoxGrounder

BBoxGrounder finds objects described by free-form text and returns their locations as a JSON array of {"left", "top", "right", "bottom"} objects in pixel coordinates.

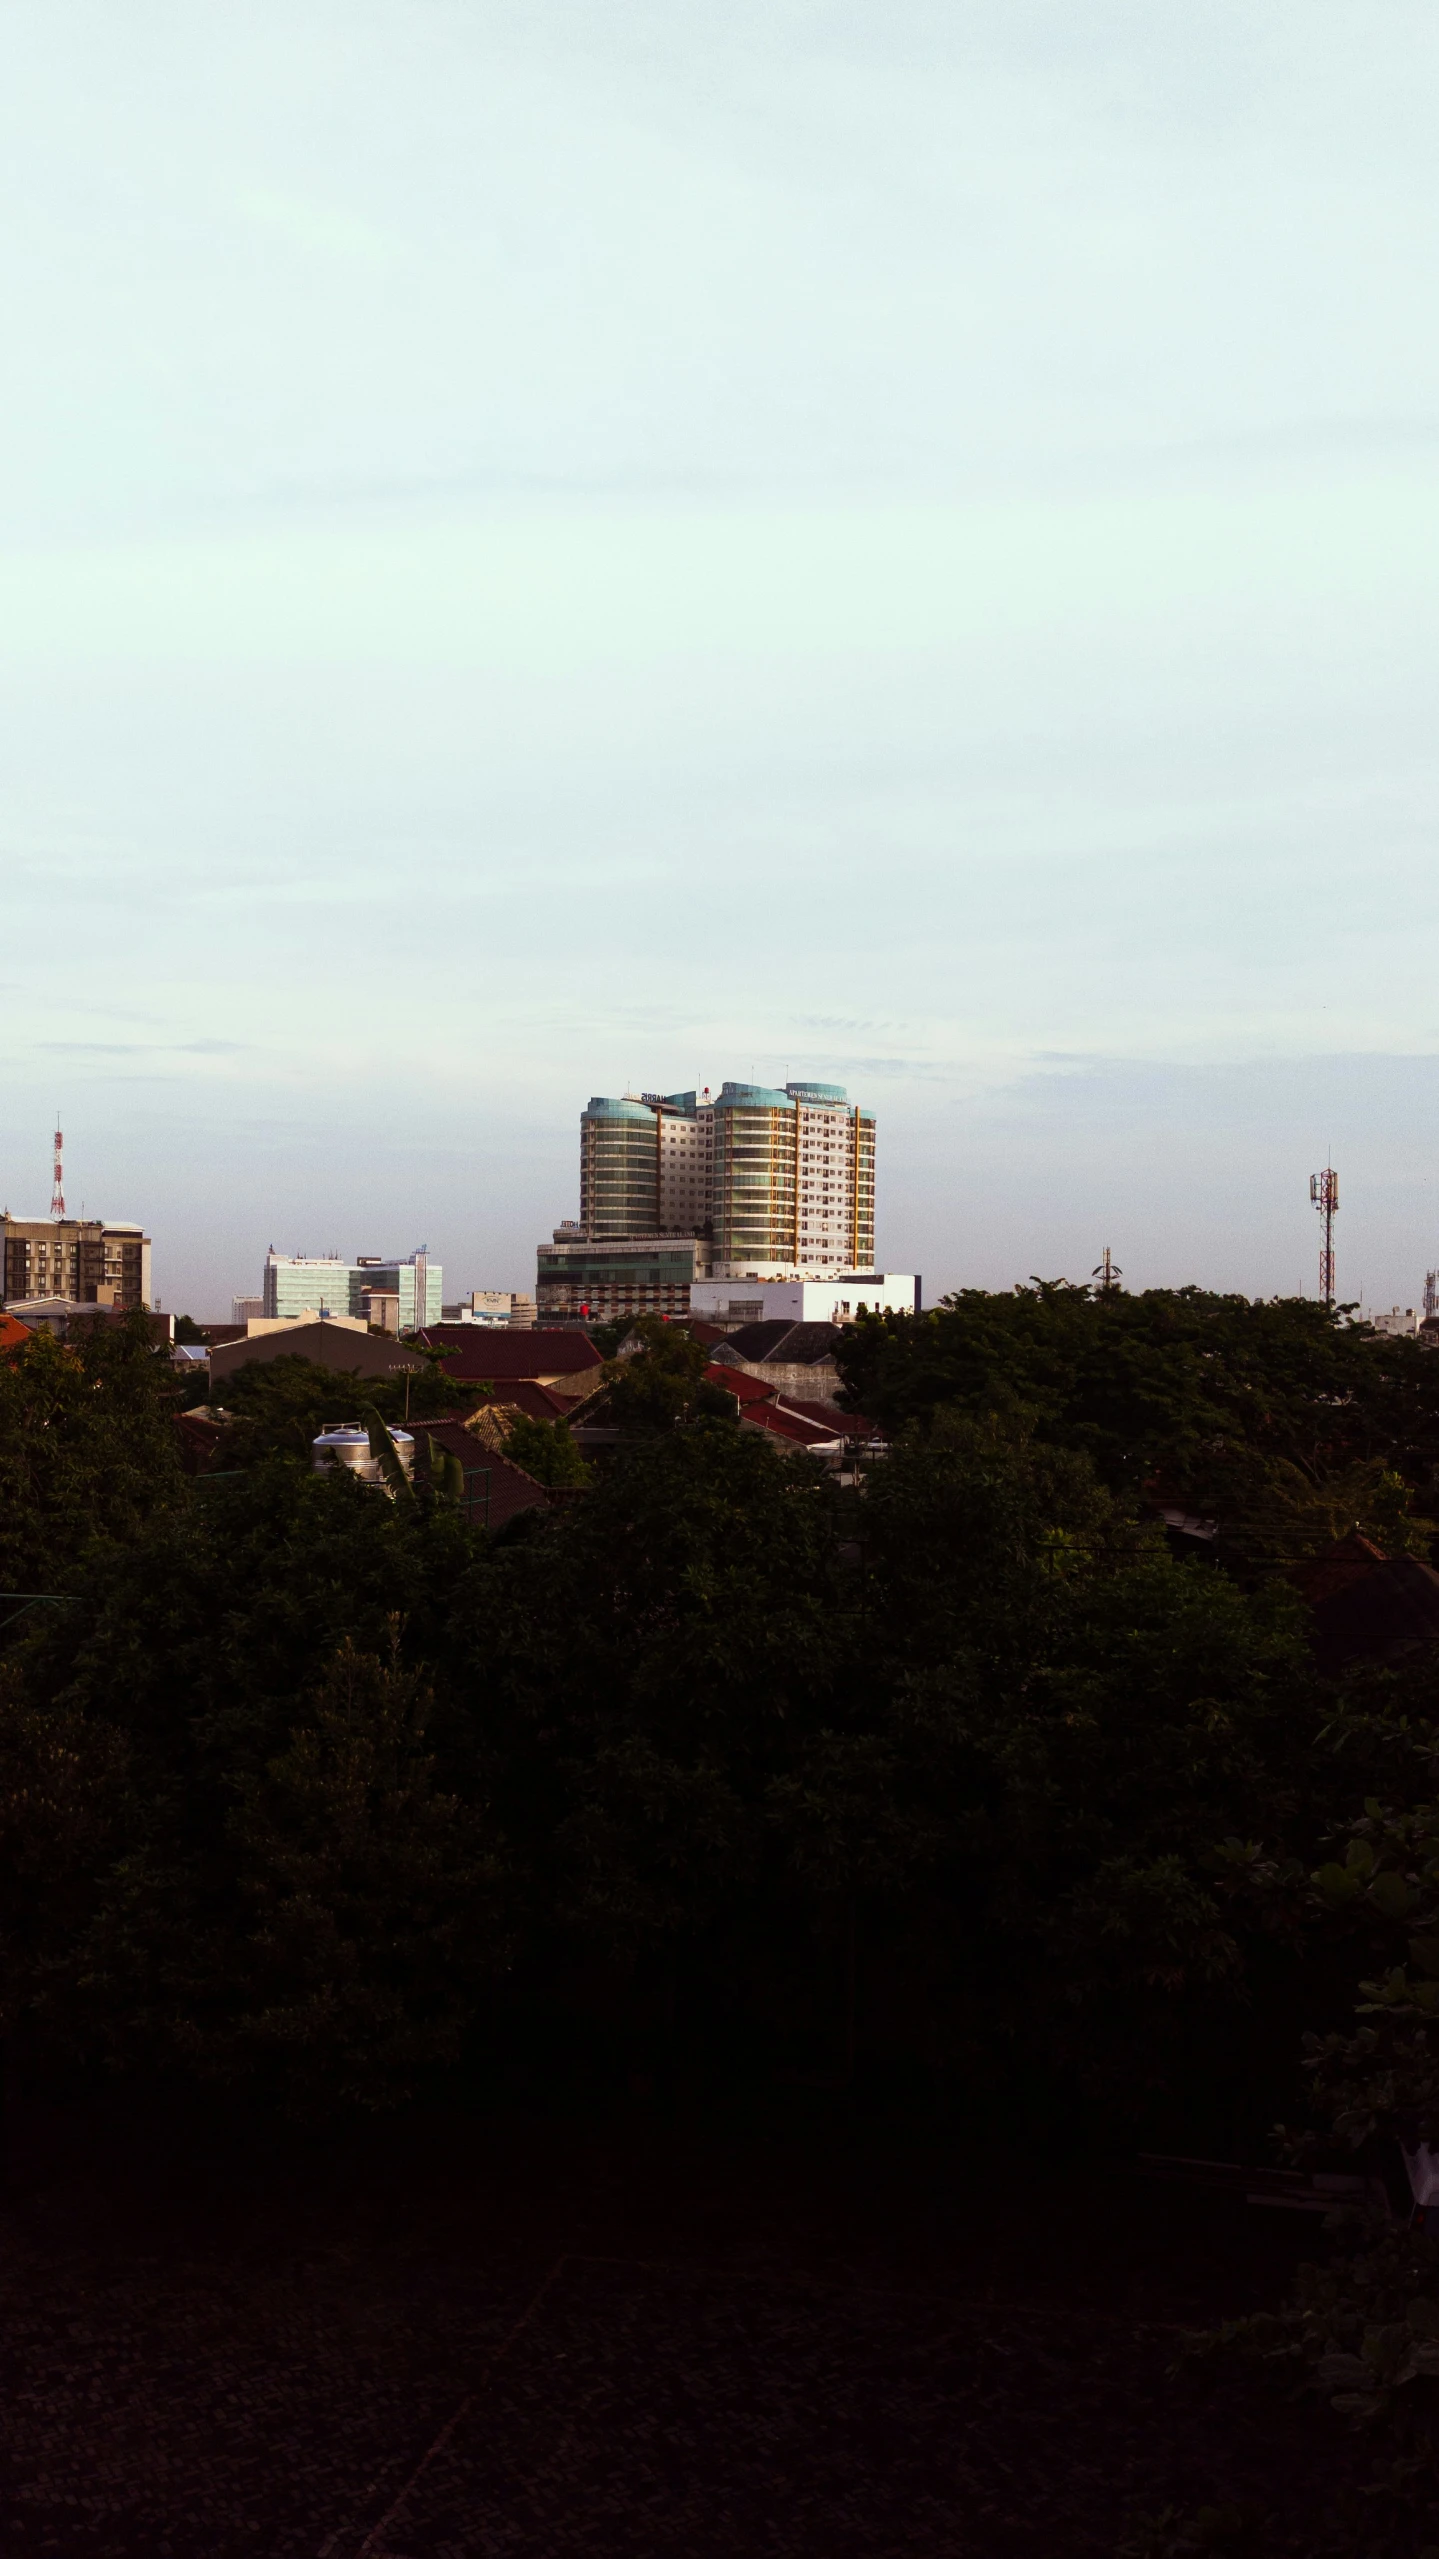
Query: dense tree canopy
[
  {"left": 838, "top": 1285, "right": 1439, "bottom": 1565},
  {"left": 2, "top": 1290, "right": 1439, "bottom": 2164}
]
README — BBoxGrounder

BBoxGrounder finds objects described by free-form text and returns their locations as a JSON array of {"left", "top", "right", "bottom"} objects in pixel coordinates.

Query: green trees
[
  {"left": 8, "top": 1282, "right": 1439, "bottom": 2133},
  {"left": 500, "top": 1411, "right": 591, "bottom": 1485},
  {"left": 183, "top": 1632, "right": 502, "bottom": 2110},
  {"left": 838, "top": 1286, "right": 1439, "bottom": 1557},
  {"left": 0, "top": 1312, "right": 184, "bottom": 1594},
  {"left": 219, "top": 1350, "right": 481, "bottom": 1465},
  {"left": 600, "top": 1316, "right": 737, "bottom": 1432}
]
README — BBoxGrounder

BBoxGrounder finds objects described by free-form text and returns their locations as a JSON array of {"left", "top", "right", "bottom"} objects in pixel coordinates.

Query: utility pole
[{"left": 1310, "top": 1167, "right": 1339, "bottom": 1308}]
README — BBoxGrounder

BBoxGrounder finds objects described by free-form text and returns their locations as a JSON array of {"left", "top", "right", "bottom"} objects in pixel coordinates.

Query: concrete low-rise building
[
  {"left": 690, "top": 1272, "right": 916, "bottom": 1326},
  {"left": 536, "top": 1231, "right": 706, "bottom": 1321},
  {"left": 441, "top": 1291, "right": 538, "bottom": 1327},
  {"left": 1370, "top": 1306, "right": 1423, "bottom": 1339},
  {"left": 210, "top": 1316, "right": 427, "bottom": 1391}
]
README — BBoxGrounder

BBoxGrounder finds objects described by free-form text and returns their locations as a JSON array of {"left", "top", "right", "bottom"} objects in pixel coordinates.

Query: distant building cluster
[{"left": 2, "top": 1075, "right": 914, "bottom": 1339}]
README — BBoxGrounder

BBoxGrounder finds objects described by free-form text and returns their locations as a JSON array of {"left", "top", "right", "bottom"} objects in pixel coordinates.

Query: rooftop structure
[{"left": 440, "top": 1291, "right": 537, "bottom": 1328}]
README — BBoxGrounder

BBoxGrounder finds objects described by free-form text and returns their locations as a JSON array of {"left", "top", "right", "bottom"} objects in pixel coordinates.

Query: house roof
[
  {"left": 174, "top": 1409, "right": 228, "bottom": 1476},
  {"left": 1289, "top": 1530, "right": 1389, "bottom": 1607},
  {"left": 500, "top": 1378, "right": 584, "bottom": 1419},
  {"left": 739, "top": 1401, "right": 843, "bottom": 1450},
  {"left": 710, "top": 1321, "right": 842, "bottom": 1367},
  {"left": 782, "top": 1397, "right": 876, "bottom": 1437},
  {"left": 413, "top": 1416, "right": 560, "bottom": 1528},
  {"left": 702, "top": 1362, "right": 777, "bottom": 1406},
  {"left": 209, "top": 1321, "right": 425, "bottom": 1383},
  {"left": 0, "top": 1311, "right": 33, "bottom": 1354},
  {"left": 1309, "top": 1552, "right": 1439, "bottom": 1669},
  {"left": 416, "top": 1325, "right": 604, "bottom": 1383},
  {"left": 459, "top": 1393, "right": 577, "bottom": 1454}
]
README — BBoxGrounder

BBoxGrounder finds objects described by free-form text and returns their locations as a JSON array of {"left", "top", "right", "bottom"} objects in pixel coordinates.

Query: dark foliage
[
  {"left": 500, "top": 1409, "right": 592, "bottom": 1485},
  {"left": 219, "top": 1348, "right": 484, "bottom": 1464},
  {"left": 837, "top": 1286, "right": 1439, "bottom": 1566},
  {"left": 4, "top": 1291, "right": 1439, "bottom": 2206}
]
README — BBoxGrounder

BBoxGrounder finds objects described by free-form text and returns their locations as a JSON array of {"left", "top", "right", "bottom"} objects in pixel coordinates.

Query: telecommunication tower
[
  {"left": 1310, "top": 1166, "right": 1338, "bottom": 1307},
  {"left": 50, "top": 1118, "right": 65, "bottom": 1218},
  {"left": 1091, "top": 1247, "right": 1122, "bottom": 1292}
]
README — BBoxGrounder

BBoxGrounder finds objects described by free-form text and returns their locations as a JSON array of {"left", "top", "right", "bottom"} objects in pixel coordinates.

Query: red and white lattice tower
[
  {"left": 1310, "top": 1166, "right": 1338, "bottom": 1308},
  {"left": 50, "top": 1119, "right": 65, "bottom": 1218}
]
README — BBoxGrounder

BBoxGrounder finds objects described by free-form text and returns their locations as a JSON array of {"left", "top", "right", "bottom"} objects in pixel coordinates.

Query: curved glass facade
[{"left": 580, "top": 1097, "right": 660, "bottom": 1240}]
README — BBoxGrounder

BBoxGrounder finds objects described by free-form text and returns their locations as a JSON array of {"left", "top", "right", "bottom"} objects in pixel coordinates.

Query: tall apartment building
[
  {"left": 711, "top": 1079, "right": 875, "bottom": 1277},
  {"left": 1, "top": 1214, "right": 152, "bottom": 1310},
  {"left": 262, "top": 1249, "right": 443, "bottom": 1330},
  {"left": 539, "top": 1080, "right": 877, "bottom": 1316},
  {"left": 578, "top": 1093, "right": 712, "bottom": 1239}
]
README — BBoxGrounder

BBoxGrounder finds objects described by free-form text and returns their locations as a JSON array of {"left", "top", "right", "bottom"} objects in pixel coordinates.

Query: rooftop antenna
[
  {"left": 1092, "top": 1246, "right": 1121, "bottom": 1292},
  {"left": 50, "top": 1115, "right": 65, "bottom": 1218},
  {"left": 1310, "top": 1165, "right": 1339, "bottom": 1308}
]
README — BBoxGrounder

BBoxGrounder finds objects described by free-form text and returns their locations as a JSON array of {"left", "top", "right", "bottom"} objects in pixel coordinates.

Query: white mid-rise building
[
  {"left": 1370, "top": 1305, "right": 1422, "bottom": 1338},
  {"left": 262, "top": 1249, "right": 443, "bottom": 1330}
]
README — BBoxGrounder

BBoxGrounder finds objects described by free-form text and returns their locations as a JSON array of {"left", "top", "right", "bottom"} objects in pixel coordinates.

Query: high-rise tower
[{"left": 572, "top": 1079, "right": 874, "bottom": 1278}]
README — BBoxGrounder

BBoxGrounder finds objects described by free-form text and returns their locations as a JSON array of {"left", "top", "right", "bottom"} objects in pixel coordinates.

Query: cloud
[
  {"left": 231, "top": 184, "right": 400, "bottom": 275},
  {"left": 34, "top": 1038, "right": 250, "bottom": 1057}
]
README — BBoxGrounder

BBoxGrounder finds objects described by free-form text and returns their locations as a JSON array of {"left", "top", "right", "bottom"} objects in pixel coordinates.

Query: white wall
[{"left": 691, "top": 1274, "right": 915, "bottom": 1324}]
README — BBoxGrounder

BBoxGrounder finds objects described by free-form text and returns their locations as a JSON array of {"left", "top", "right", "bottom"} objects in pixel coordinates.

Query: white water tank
[{"left": 312, "top": 1423, "right": 415, "bottom": 1488}]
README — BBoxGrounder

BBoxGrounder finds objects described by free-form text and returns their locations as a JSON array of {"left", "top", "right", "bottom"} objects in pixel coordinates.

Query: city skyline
[{"left": 5, "top": 6, "right": 1439, "bottom": 1314}]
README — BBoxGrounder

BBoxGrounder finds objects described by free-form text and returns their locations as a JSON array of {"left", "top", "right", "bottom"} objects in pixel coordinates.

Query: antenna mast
[
  {"left": 50, "top": 1116, "right": 65, "bottom": 1218},
  {"left": 1310, "top": 1166, "right": 1338, "bottom": 1307}
]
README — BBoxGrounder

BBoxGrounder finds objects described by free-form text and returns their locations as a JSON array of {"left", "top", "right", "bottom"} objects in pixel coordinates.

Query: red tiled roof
[
  {"left": 702, "top": 1362, "right": 777, "bottom": 1406},
  {"left": 499, "top": 1378, "right": 587, "bottom": 1420},
  {"left": 782, "top": 1397, "right": 875, "bottom": 1436},
  {"left": 0, "top": 1312, "right": 33, "bottom": 1354},
  {"left": 414, "top": 1417, "right": 561, "bottom": 1528},
  {"left": 417, "top": 1326, "right": 604, "bottom": 1383},
  {"left": 174, "top": 1409, "right": 227, "bottom": 1476},
  {"left": 740, "top": 1402, "right": 843, "bottom": 1449}
]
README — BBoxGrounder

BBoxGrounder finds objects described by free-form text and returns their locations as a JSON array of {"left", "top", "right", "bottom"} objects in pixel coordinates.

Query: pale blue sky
[{"left": 4, "top": 1, "right": 1439, "bottom": 1313}]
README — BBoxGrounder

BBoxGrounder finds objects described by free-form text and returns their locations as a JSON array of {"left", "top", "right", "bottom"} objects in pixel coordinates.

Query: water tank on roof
[{"left": 312, "top": 1423, "right": 415, "bottom": 1488}]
